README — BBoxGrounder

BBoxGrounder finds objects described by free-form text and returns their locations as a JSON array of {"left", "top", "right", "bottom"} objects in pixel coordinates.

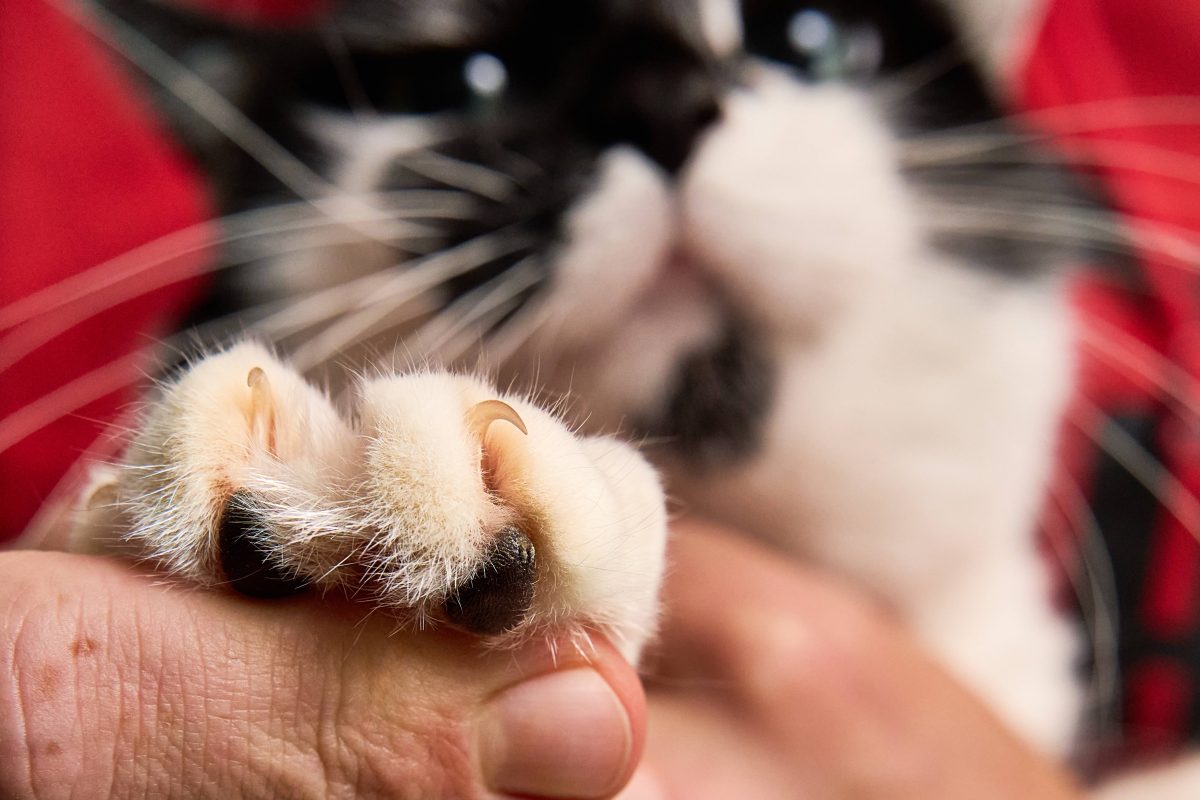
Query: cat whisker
[
  {"left": 933, "top": 96, "right": 1200, "bottom": 140},
  {"left": 875, "top": 45, "right": 971, "bottom": 107},
  {"left": 410, "top": 257, "right": 543, "bottom": 360},
  {"left": 1, "top": 233, "right": 513, "bottom": 463},
  {"left": 902, "top": 135, "right": 1200, "bottom": 191},
  {"left": 1043, "top": 473, "right": 1122, "bottom": 749},
  {"left": 0, "top": 349, "right": 147, "bottom": 457},
  {"left": 0, "top": 191, "right": 475, "bottom": 331},
  {"left": 58, "top": 0, "right": 333, "bottom": 203},
  {"left": 436, "top": 289, "right": 538, "bottom": 366},
  {"left": 489, "top": 143, "right": 551, "bottom": 185},
  {"left": 1069, "top": 398, "right": 1200, "bottom": 547},
  {"left": 160, "top": 243, "right": 487, "bottom": 373},
  {"left": 400, "top": 151, "right": 521, "bottom": 203},
  {"left": 317, "top": 21, "right": 378, "bottom": 121},
  {"left": 1079, "top": 319, "right": 1200, "bottom": 418},
  {"left": 289, "top": 230, "right": 536, "bottom": 372},
  {"left": 917, "top": 199, "right": 1200, "bottom": 266},
  {"left": 0, "top": 207, "right": 450, "bottom": 377},
  {"left": 922, "top": 214, "right": 1138, "bottom": 262},
  {"left": 473, "top": 296, "right": 557, "bottom": 372}
]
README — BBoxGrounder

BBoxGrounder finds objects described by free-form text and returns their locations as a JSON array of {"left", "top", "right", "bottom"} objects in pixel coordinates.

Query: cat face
[{"left": 130, "top": 0, "right": 1091, "bottom": 468}]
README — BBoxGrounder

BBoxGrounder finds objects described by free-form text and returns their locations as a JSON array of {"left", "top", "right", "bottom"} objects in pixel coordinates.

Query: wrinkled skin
[{"left": 0, "top": 551, "right": 644, "bottom": 799}]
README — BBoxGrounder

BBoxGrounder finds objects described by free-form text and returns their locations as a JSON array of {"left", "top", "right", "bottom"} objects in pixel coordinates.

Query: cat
[{"left": 40, "top": 0, "right": 1189, "bottom": 792}]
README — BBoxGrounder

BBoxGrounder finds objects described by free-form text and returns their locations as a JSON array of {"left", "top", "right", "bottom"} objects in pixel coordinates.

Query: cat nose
[
  {"left": 443, "top": 525, "right": 537, "bottom": 636},
  {"left": 578, "top": 36, "right": 722, "bottom": 173}
]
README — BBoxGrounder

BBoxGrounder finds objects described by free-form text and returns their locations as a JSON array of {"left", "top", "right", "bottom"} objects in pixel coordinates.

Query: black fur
[
  {"left": 644, "top": 325, "right": 776, "bottom": 468},
  {"left": 92, "top": 0, "right": 1115, "bottom": 462},
  {"left": 442, "top": 525, "right": 537, "bottom": 635},
  {"left": 218, "top": 491, "right": 310, "bottom": 598}
]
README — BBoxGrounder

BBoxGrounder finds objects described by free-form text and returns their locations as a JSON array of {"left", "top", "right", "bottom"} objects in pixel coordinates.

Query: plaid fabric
[
  {"left": 1025, "top": 0, "right": 1200, "bottom": 761},
  {"left": 2, "top": 0, "right": 1199, "bottom": 760}
]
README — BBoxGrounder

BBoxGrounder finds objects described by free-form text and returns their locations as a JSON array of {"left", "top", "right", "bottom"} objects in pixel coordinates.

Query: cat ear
[{"left": 938, "top": 0, "right": 1051, "bottom": 94}]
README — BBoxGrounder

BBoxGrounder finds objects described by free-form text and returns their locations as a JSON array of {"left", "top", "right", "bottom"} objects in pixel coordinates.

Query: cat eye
[
  {"left": 462, "top": 52, "right": 509, "bottom": 100},
  {"left": 743, "top": 5, "right": 884, "bottom": 82},
  {"left": 402, "top": 50, "right": 511, "bottom": 113},
  {"left": 310, "top": 49, "right": 511, "bottom": 115}
]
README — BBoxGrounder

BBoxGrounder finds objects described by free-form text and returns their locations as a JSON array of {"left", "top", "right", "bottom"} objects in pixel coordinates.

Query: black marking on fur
[
  {"left": 565, "top": 17, "right": 722, "bottom": 173},
  {"left": 645, "top": 326, "right": 776, "bottom": 468},
  {"left": 218, "top": 491, "right": 310, "bottom": 598},
  {"left": 743, "top": 0, "right": 986, "bottom": 106},
  {"left": 740, "top": 1, "right": 1122, "bottom": 278},
  {"left": 443, "top": 525, "right": 537, "bottom": 636}
]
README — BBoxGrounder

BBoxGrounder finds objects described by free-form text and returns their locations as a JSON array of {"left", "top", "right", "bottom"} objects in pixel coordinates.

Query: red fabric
[
  {"left": 169, "top": 0, "right": 325, "bottom": 23},
  {"left": 0, "top": 0, "right": 210, "bottom": 537},
  {"left": 1024, "top": 0, "right": 1200, "bottom": 758}
]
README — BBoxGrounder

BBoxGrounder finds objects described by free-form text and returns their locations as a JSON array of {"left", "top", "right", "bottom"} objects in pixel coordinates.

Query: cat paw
[{"left": 74, "top": 343, "right": 668, "bottom": 661}]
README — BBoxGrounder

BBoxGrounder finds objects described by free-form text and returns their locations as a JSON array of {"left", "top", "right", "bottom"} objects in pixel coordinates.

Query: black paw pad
[
  {"left": 443, "top": 526, "right": 537, "bottom": 636},
  {"left": 218, "top": 491, "right": 310, "bottom": 599}
]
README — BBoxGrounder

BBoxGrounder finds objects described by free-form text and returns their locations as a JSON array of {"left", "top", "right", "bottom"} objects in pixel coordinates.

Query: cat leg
[
  {"left": 348, "top": 372, "right": 668, "bottom": 661},
  {"left": 71, "top": 342, "right": 361, "bottom": 595},
  {"left": 70, "top": 348, "right": 668, "bottom": 662}
]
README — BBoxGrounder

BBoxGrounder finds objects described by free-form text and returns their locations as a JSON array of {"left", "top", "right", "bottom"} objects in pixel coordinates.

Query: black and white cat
[{"left": 60, "top": 0, "right": 1190, "bottom": 792}]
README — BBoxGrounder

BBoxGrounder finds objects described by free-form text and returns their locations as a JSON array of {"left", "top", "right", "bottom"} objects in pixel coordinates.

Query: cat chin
[
  {"left": 681, "top": 67, "right": 923, "bottom": 336},
  {"left": 514, "top": 64, "right": 928, "bottom": 442}
]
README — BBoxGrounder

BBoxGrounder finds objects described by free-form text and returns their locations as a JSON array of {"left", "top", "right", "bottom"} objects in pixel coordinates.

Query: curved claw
[
  {"left": 246, "top": 367, "right": 276, "bottom": 455},
  {"left": 465, "top": 399, "right": 528, "bottom": 441}
]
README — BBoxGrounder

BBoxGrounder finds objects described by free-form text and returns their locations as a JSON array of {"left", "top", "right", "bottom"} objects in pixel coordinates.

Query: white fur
[
  {"left": 939, "top": 0, "right": 1050, "bottom": 90},
  {"left": 529, "top": 146, "right": 723, "bottom": 427},
  {"left": 98, "top": 342, "right": 360, "bottom": 584},
  {"left": 515, "top": 61, "right": 1083, "bottom": 754},
  {"left": 683, "top": 68, "right": 923, "bottom": 335},
  {"left": 667, "top": 264, "right": 1081, "bottom": 752},
  {"left": 1095, "top": 755, "right": 1200, "bottom": 800},
  {"left": 544, "top": 147, "right": 677, "bottom": 351},
  {"left": 77, "top": 345, "right": 667, "bottom": 661},
  {"left": 698, "top": 0, "right": 741, "bottom": 56}
]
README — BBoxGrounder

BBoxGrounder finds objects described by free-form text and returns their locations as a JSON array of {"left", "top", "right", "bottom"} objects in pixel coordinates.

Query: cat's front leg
[
  {"left": 72, "top": 345, "right": 668, "bottom": 662},
  {"left": 73, "top": 342, "right": 360, "bottom": 594},
  {"left": 350, "top": 370, "right": 668, "bottom": 659}
]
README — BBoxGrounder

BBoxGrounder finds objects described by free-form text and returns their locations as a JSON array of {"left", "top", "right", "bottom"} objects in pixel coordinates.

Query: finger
[
  {"left": 0, "top": 551, "right": 643, "bottom": 800},
  {"left": 647, "top": 517, "right": 889, "bottom": 686},
  {"left": 643, "top": 519, "right": 1080, "bottom": 800}
]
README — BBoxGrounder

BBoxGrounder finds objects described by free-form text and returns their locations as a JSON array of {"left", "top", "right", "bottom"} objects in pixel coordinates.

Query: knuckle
[
  {"left": 726, "top": 578, "right": 889, "bottom": 711},
  {"left": 329, "top": 702, "right": 476, "bottom": 800}
]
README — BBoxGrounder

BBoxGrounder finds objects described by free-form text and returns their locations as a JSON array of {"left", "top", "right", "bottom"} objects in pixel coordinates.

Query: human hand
[
  {"left": 620, "top": 519, "right": 1083, "bottom": 800},
  {"left": 0, "top": 551, "right": 644, "bottom": 799}
]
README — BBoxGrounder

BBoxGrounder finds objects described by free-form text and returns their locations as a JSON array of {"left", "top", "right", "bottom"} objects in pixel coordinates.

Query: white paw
[{"left": 76, "top": 343, "right": 668, "bottom": 662}]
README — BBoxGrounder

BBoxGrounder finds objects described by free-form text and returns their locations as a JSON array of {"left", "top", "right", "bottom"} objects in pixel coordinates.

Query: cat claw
[
  {"left": 465, "top": 399, "right": 528, "bottom": 441},
  {"left": 246, "top": 366, "right": 276, "bottom": 456}
]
